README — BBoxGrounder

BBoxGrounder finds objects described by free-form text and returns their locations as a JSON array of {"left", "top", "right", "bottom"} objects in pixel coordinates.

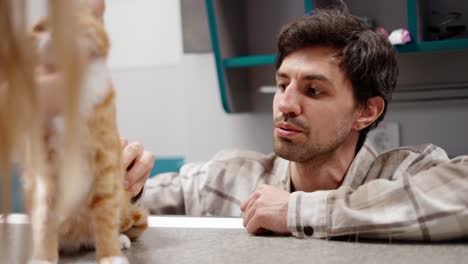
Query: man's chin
[
  {"left": 275, "top": 150, "right": 303, "bottom": 162},
  {"left": 274, "top": 143, "right": 303, "bottom": 162},
  {"left": 274, "top": 134, "right": 299, "bottom": 145}
]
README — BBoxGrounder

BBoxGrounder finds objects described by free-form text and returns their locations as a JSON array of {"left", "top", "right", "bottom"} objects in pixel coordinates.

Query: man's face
[{"left": 273, "top": 46, "right": 359, "bottom": 162}]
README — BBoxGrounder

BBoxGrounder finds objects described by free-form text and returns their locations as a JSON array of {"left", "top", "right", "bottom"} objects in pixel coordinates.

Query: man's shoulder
[
  {"left": 378, "top": 143, "right": 448, "bottom": 159},
  {"left": 371, "top": 143, "right": 450, "bottom": 175}
]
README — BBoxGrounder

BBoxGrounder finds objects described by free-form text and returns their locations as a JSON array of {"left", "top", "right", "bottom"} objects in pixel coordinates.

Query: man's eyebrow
[
  {"left": 276, "top": 71, "right": 332, "bottom": 83},
  {"left": 275, "top": 71, "right": 289, "bottom": 79},
  {"left": 303, "top": 74, "right": 332, "bottom": 85},
  {"left": 276, "top": 71, "right": 334, "bottom": 88}
]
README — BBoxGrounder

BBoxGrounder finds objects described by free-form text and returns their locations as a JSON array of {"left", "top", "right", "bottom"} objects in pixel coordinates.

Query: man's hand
[
  {"left": 121, "top": 138, "right": 155, "bottom": 197},
  {"left": 240, "top": 184, "right": 291, "bottom": 235}
]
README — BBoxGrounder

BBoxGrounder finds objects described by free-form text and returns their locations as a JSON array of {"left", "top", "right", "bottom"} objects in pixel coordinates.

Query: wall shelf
[
  {"left": 225, "top": 37, "right": 468, "bottom": 68},
  {"left": 206, "top": 0, "right": 468, "bottom": 113},
  {"left": 223, "top": 54, "right": 276, "bottom": 68},
  {"left": 396, "top": 39, "right": 468, "bottom": 53}
]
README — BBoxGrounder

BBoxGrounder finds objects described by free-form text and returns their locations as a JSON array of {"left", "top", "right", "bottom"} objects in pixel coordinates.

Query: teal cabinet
[
  {"left": 0, "top": 169, "right": 23, "bottom": 212},
  {"left": 149, "top": 157, "right": 185, "bottom": 178},
  {"left": 206, "top": 0, "right": 468, "bottom": 112}
]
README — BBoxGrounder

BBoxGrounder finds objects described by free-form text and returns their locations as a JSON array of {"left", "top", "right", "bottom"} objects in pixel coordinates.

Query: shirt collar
[{"left": 341, "top": 138, "right": 379, "bottom": 188}]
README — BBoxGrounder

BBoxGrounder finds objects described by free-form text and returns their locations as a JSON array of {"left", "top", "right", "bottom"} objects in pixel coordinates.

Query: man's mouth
[{"left": 275, "top": 122, "right": 303, "bottom": 138}]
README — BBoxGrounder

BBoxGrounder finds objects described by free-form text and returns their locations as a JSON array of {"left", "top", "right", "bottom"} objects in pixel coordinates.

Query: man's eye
[
  {"left": 307, "top": 87, "right": 321, "bottom": 96},
  {"left": 277, "top": 83, "right": 287, "bottom": 91}
]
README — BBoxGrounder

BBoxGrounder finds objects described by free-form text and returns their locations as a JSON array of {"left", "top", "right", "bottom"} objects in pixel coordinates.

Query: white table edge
[{"left": 1, "top": 214, "right": 245, "bottom": 229}]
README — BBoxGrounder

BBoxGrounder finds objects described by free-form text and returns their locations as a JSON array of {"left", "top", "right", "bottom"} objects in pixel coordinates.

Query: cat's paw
[
  {"left": 28, "top": 260, "right": 57, "bottom": 264},
  {"left": 99, "top": 256, "right": 129, "bottom": 264},
  {"left": 118, "top": 234, "right": 131, "bottom": 250}
]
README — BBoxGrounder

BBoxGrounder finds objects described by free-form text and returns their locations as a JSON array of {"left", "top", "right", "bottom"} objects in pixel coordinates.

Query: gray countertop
[{"left": 1, "top": 215, "right": 467, "bottom": 264}]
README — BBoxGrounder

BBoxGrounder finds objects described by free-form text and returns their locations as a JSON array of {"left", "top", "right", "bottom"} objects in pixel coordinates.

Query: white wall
[
  {"left": 113, "top": 54, "right": 273, "bottom": 163},
  {"left": 386, "top": 101, "right": 468, "bottom": 157},
  {"left": 107, "top": 0, "right": 266, "bottom": 162},
  {"left": 105, "top": 0, "right": 183, "bottom": 69}
]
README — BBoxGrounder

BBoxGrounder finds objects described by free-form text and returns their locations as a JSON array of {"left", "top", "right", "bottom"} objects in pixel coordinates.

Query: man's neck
[{"left": 290, "top": 133, "right": 359, "bottom": 192}]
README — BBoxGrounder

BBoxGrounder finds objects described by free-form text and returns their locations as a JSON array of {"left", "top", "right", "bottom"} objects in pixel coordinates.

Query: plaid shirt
[{"left": 141, "top": 141, "right": 468, "bottom": 241}]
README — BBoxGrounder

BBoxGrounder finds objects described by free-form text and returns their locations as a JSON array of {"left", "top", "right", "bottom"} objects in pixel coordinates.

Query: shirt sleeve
[
  {"left": 288, "top": 156, "right": 468, "bottom": 241},
  {"left": 136, "top": 161, "right": 209, "bottom": 215},
  {"left": 139, "top": 172, "right": 187, "bottom": 215}
]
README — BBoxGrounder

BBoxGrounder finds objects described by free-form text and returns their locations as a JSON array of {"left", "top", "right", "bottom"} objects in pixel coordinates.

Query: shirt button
[{"left": 303, "top": 226, "right": 314, "bottom": 236}]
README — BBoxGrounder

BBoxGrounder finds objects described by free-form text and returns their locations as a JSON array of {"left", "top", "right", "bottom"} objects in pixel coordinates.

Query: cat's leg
[
  {"left": 99, "top": 256, "right": 130, "bottom": 264},
  {"left": 28, "top": 174, "right": 59, "bottom": 264},
  {"left": 90, "top": 190, "right": 128, "bottom": 263},
  {"left": 118, "top": 234, "right": 131, "bottom": 250},
  {"left": 28, "top": 261, "right": 57, "bottom": 264},
  {"left": 121, "top": 208, "right": 149, "bottom": 240}
]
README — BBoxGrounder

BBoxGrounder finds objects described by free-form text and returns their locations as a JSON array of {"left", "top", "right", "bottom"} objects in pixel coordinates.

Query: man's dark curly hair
[{"left": 275, "top": 8, "right": 398, "bottom": 137}]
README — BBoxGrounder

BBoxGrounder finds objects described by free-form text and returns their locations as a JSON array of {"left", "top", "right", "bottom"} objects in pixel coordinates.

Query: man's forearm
[
  {"left": 288, "top": 157, "right": 468, "bottom": 241},
  {"left": 139, "top": 172, "right": 186, "bottom": 215}
]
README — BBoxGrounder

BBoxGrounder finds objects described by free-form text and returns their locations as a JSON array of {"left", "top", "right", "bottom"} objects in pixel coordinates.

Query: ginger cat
[{"left": 23, "top": 5, "right": 148, "bottom": 264}]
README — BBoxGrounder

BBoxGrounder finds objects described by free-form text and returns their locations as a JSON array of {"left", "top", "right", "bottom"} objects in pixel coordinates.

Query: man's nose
[{"left": 278, "top": 84, "right": 301, "bottom": 118}]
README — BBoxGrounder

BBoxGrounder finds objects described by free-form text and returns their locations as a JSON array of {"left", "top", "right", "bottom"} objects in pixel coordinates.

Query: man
[{"left": 125, "top": 9, "right": 468, "bottom": 241}]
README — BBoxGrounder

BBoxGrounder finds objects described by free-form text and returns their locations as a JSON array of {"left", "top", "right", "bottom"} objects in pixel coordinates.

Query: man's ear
[
  {"left": 353, "top": 96, "right": 385, "bottom": 131},
  {"left": 88, "top": 0, "right": 106, "bottom": 19}
]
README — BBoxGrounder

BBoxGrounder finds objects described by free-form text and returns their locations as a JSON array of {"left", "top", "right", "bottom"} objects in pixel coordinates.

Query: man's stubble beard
[{"left": 273, "top": 118, "right": 352, "bottom": 163}]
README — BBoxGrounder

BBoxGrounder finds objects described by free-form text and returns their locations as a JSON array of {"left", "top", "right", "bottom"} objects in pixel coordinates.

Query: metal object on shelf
[{"left": 427, "top": 11, "right": 467, "bottom": 41}]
